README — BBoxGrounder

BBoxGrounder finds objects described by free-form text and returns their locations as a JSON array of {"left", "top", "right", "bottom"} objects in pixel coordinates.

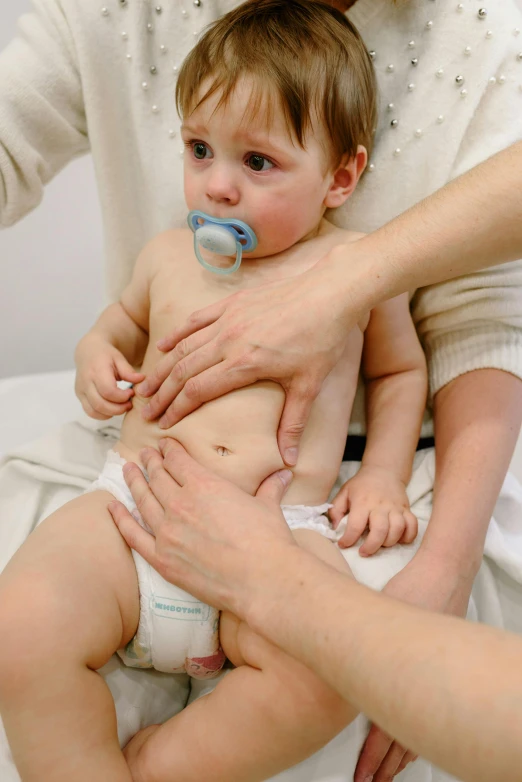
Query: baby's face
[{"left": 181, "top": 79, "right": 337, "bottom": 258}]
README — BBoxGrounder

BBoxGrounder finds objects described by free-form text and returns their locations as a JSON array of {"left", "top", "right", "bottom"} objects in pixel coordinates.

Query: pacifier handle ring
[{"left": 193, "top": 233, "right": 243, "bottom": 275}]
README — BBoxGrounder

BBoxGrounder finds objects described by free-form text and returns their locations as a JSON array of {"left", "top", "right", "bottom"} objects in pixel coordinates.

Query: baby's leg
[
  {"left": 0, "top": 491, "right": 139, "bottom": 782},
  {"left": 126, "top": 530, "right": 357, "bottom": 782}
]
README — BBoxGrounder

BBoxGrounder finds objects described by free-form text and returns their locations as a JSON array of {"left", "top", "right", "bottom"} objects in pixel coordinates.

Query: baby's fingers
[
  {"left": 89, "top": 383, "right": 133, "bottom": 417},
  {"left": 359, "top": 510, "right": 389, "bottom": 557},
  {"left": 114, "top": 354, "right": 146, "bottom": 386},
  {"left": 338, "top": 509, "right": 369, "bottom": 549},
  {"left": 383, "top": 510, "right": 408, "bottom": 548},
  {"left": 329, "top": 484, "right": 351, "bottom": 526},
  {"left": 96, "top": 365, "right": 135, "bottom": 404},
  {"left": 399, "top": 510, "right": 418, "bottom": 544},
  {"left": 79, "top": 393, "right": 112, "bottom": 421}
]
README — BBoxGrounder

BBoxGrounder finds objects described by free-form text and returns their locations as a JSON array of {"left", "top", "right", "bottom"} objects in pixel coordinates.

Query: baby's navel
[{"left": 214, "top": 445, "right": 232, "bottom": 457}]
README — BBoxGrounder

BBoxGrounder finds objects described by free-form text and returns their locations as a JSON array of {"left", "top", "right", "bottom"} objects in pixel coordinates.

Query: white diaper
[{"left": 87, "top": 450, "right": 340, "bottom": 679}]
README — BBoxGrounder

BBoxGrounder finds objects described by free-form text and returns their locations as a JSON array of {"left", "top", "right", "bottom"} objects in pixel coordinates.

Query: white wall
[{"left": 0, "top": 2, "right": 104, "bottom": 379}]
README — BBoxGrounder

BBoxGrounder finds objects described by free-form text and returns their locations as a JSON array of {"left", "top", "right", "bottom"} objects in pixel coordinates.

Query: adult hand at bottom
[{"left": 108, "top": 438, "right": 295, "bottom": 618}]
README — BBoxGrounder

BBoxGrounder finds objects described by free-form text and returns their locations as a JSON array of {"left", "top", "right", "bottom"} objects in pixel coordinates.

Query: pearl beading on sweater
[
  {"left": 98, "top": 1, "right": 522, "bottom": 151},
  {"left": 100, "top": 0, "right": 205, "bottom": 140},
  {"left": 367, "top": 2, "right": 522, "bottom": 168}
]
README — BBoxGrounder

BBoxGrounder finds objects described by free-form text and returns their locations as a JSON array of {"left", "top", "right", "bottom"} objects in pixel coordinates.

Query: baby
[{"left": 0, "top": 2, "right": 427, "bottom": 781}]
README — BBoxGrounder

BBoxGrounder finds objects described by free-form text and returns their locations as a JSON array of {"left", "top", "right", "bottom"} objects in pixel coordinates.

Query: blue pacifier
[{"left": 187, "top": 210, "right": 258, "bottom": 275}]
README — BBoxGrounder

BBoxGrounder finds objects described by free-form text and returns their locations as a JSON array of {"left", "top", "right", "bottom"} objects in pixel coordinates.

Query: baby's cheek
[{"left": 255, "top": 203, "right": 310, "bottom": 255}]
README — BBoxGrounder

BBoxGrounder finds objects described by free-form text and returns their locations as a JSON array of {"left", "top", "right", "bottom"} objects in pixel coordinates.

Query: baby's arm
[
  {"left": 331, "top": 294, "right": 428, "bottom": 554},
  {"left": 74, "top": 243, "right": 157, "bottom": 419}
]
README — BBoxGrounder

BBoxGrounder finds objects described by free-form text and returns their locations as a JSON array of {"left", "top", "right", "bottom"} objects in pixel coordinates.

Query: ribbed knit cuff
[{"left": 424, "top": 324, "right": 522, "bottom": 399}]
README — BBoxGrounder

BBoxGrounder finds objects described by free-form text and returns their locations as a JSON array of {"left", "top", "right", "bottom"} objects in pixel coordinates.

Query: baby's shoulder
[
  {"left": 141, "top": 228, "right": 193, "bottom": 263},
  {"left": 134, "top": 229, "right": 194, "bottom": 284}
]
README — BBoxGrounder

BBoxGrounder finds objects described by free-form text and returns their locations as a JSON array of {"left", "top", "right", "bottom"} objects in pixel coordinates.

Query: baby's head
[{"left": 176, "top": 0, "right": 377, "bottom": 259}]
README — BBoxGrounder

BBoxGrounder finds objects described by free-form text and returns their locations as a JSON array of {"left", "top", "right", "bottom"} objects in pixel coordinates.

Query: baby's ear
[{"left": 324, "top": 146, "right": 368, "bottom": 208}]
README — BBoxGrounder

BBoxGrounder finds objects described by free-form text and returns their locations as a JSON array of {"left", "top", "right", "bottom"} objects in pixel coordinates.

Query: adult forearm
[
  {"left": 246, "top": 545, "right": 522, "bottom": 782},
  {"left": 421, "top": 369, "right": 522, "bottom": 575},
  {"left": 330, "top": 141, "right": 522, "bottom": 311}
]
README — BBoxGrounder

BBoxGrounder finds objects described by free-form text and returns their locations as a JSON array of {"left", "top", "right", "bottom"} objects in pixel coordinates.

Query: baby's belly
[{"left": 117, "top": 382, "right": 287, "bottom": 496}]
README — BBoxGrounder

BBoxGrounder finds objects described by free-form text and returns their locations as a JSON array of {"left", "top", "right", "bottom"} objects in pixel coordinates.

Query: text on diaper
[{"left": 152, "top": 595, "right": 211, "bottom": 621}]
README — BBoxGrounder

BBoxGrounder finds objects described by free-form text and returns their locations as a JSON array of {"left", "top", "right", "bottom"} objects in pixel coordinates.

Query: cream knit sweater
[{"left": 1, "top": 0, "right": 521, "bottom": 434}]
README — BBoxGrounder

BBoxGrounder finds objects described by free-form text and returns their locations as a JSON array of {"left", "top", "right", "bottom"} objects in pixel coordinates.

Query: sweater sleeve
[
  {"left": 411, "top": 50, "right": 522, "bottom": 398},
  {"left": 0, "top": 0, "right": 89, "bottom": 228}
]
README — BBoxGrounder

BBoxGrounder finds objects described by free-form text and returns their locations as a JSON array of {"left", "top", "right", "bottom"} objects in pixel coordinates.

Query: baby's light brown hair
[{"left": 176, "top": 0, "right": 377, "bottom": 170}]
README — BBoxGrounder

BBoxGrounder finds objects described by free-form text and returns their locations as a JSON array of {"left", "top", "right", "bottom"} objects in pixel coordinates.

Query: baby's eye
[
  {"left": 192, "top": 142, "right": 212, "bottom": 160},
  {"left": 247, "top": 154, "right": 274, "bottom": 172}
]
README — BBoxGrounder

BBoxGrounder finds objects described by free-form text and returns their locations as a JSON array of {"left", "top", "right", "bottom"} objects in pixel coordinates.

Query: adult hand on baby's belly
[
  {"left": 119, "top": 381, "right": 287, "bottom": 496},
  {"left": 135, "top": 255, "right": 359, "bottom": 467}
]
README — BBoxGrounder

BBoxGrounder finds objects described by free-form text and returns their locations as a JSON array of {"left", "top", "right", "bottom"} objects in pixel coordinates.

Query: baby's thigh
[
  {"left": 0, "top": 490, "right": 139, "bottom": 669},
  {"left": 292, "top": 528, "right": 353, "bottom": 577}
]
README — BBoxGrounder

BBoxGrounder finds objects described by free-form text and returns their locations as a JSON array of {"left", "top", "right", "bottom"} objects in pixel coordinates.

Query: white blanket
[{"left": 1, "top": 372, "right": 522, "bottom": 782}]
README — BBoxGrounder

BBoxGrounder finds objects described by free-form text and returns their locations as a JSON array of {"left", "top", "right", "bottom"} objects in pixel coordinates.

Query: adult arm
[
  {"left": 109, "top": 440, "right": 522, "bottom": 782},
  {"left": 356, "top": 63, "right": 522, "bottom": 778},
  {"left": 138, "top": 140, "right": 522, "bottom": 463},
  {"left": 0, "top": 0, "right": 88, "bottom": 227}
]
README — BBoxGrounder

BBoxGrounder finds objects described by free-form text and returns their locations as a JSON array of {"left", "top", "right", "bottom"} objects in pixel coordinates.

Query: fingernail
[
  {"left": 159, "top": 438, "right": 168, "bottom": 451},
  {"left": 122, "top": 463, "right": 132, "bottom": 476},
  {"left": 277, "top": 469, "right": 293, "bottom": 487},
  {"left": 141, "top": 405, "right": 151, "bottom": 419},
  {"left": 159, "top": 417, "right": 168, "bottom": 428},
  {"left": 362, "top": 776, "right": 373, "bottom": 782},
  {"left": 284, "top": 447, "right": 298, "bottom": 466}
]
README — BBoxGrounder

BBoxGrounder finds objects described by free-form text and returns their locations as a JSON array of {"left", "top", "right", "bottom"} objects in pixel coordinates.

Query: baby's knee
[
  {"left": 237, "top": 623, "right": 354, "bottom": 733},
  {"left": 123, "top": 725, "right": 161, "bottom": 782}
]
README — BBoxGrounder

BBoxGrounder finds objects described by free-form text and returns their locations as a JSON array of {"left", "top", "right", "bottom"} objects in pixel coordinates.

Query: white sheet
[{"left": 1, "top": 371, "right": 522, "bottom": 782}]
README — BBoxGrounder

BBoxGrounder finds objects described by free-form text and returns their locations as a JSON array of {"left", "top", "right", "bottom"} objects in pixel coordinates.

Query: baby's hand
[
  {"left": 74, "top": 336, "right": 145, "bottom": 420},
  {"left": 330, "top": 465, "right": 418, "bottom": 556}
]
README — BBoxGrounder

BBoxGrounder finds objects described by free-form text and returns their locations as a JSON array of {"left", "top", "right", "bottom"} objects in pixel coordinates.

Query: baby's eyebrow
[{"left": 181, "top": 122, "right": 208, "bottom": 135}]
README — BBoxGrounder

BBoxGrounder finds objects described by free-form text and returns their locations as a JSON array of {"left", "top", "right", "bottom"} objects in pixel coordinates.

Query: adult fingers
[
  {"left": 359, "top": 510, "right": 389, "bottom": 556},
  {"left": 122, "top": 461, "right": 166, "bottom": 536},
  {"left": 156, "top": 299, "right": 229, "bottom": 352},
  {"left": 383, "top": 510, "right": 407, "bottom": 548},
  {"left": 138, "top": 447, "right": 184, "bottom": 510},
  {"left": 255, "top": 469, "right": 294, "bottom": 509},
  {"left": 158, "top": 361, "right": 256, "bottom": 429},
  {"left": 142, "top": 337, "right": 224, "bottom": 422},
  {"left": 108, "top": 500, "right": 158, "bottom": 566},
  {"left": 373, "top": 743, "right": 409, "bottom": 782},
  {"left": 158, "top": 438, "right": 210, "bottom": 489},
  {"left": 354, "top": 724, "right": 394, "bottom": 782},
  {"left": 277, "top": 379, "right": 319, "bottom": 467},
  {"left": 139, "top": 323, "right": 219, "bottom": 398}
]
